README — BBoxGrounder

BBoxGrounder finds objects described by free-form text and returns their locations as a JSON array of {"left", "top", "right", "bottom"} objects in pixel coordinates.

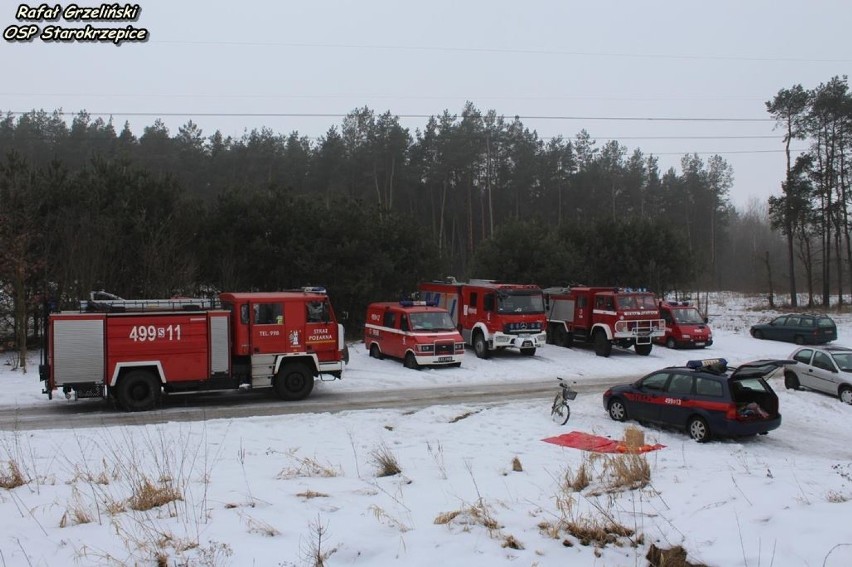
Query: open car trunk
[{"left": 728, "top": 359, "right": 791, "bottom": 420}]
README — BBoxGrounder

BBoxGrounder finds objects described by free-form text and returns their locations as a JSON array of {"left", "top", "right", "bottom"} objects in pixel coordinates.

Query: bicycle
[{"left": 551, "top": 377, "right": 577, "bottom": 425}]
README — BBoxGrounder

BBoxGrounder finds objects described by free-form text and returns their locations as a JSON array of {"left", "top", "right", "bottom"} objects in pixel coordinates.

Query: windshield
[
  {"left": 616, "top": 294, "right": 657, "bottom": 310},
  {"left": 673, "top": 308, "right": 704, "bottom": 324},
  {"left": 409, "top": 311, "right": 456, "bottom": 331},
  {"left": 497, "top": 292, "right": 544, "bottom": 314}
]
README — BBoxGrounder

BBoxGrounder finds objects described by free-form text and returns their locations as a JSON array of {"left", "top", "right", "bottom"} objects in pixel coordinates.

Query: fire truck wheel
[
  {"left": 369, "top": 343, "right": 384, "bottom": 360},
  {"left": 593, "top": 331, "right": 612, "bottom": 357},
  {"left": 274, "top": 363, "right": 314, "bottom": 401},
  {"left": 666, "top": 337, "right": 677, "bottom": 349},
  {"left": 473, "top": 332, "right": 490, "bottom": 359},
  {"left": 635, "top": 344, "right": 652, "bottom": 356},
  {"left": 116, "top": 370, "right": 161, "bottom": 412},
  {"left": 404, "top": 352, "right": 420, "bottom": 370}
]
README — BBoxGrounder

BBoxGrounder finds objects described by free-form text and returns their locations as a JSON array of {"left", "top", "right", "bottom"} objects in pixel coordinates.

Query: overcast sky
[{"left": 3, "top": 0, "right": 851, "bottom": 209}]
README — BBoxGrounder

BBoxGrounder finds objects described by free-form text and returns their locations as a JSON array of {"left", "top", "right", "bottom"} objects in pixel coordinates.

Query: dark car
[
  {"left": 785, "top": 346, "right": 852, "bottom": 403},
  {"left": 602, "top": 359, "right": 789, "bottom": 442},
  {"left": 750, "top": 313, "right": 836, "bottom": 345}
]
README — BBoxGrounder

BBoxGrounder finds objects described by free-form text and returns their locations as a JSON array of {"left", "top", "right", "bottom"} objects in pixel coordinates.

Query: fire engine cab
[
  {"left": 419, "top": 279, "right": 547, "bottom": 358},
  {"left": 364, "top": 301, "right": 465, "bottom": 369},
  {"left": 39, "top": 288, "right": 346, "bottom": 411},
  {"left": 656, "top": 300, "right": 713, "bottom": 349},
  {"left": 543, "top": 286, "right": 665, "bottom": 357}
]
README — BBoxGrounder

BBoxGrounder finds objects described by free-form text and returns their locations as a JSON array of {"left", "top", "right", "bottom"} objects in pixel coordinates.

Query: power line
[
  {"left": 151, "top": 39, "right": 852, "bottom": 64},
  {"left": 4, "top": 110, "right": 773, "bottom": 123},
  {"left": 0, "top": 92, "right": 768, "bottom": 102}
]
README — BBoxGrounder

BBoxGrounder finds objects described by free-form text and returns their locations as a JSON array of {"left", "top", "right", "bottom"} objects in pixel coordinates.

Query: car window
[
  {"left": 772, "top": 316, "right": 787, "bottom": 325},
  {"left": 732, "top": 377, "right": 771, "bottom": 393},
  {"left": 812, "top": 351, "right": 834, "bottom": 371},
  {"left": 793, "top": 349, "right": 813, "bottom": 365},
  {"left": 818, "top": 317, "right": 835, "bottom": 328},
  {"left": 831, "top": 352, "right": 852, "bottom": 371},
  {"left": 667, "top": 375, "right": 694, "bottom": 395},
  {"left": 786, "top": 316, "right": 800, "bottom": 326},
  {"left": 800, "top": 317, "right": 815, "bottom": 328},
  {"left": 695, "top": 377, "right": 723, "bottom": 397},
  {"left": 640, "top": 372, "right": 669, "bottom": 391}
]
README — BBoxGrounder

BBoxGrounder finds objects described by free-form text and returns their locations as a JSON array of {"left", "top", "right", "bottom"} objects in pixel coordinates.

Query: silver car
[{"left": 786, "top": 346, "right": 852, "bottom": 403}]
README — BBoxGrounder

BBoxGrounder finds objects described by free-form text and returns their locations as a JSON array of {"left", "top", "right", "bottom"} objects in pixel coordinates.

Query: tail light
[{"left": 725, "top": 404, "right": 739, "bottom": 420}]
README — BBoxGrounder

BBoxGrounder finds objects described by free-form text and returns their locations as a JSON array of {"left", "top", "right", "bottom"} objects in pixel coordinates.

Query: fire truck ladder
[{"left": 82, "top": 292, "right": 216, "bottom": 312}]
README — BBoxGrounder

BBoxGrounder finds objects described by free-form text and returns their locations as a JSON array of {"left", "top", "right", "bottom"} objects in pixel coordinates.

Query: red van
[
  {"left": 364, "top": 301, "right": 465, "bottom": 369},
  {"left": 656, "top": 301, "right": 713, "bottom": 349}
]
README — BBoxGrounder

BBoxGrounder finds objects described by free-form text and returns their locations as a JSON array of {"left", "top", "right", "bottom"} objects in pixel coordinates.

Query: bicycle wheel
[{"left": 551, "top": 394, "right": 570, "bottom": 425}]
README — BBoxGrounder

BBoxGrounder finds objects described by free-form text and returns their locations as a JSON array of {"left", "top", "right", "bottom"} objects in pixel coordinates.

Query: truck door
[
  {"left": 382, "top": 309, "right": 400, "bottom": 358},
  {"left": 249, "top": 301, "right": 285, "bottom": 354},
  {"left": 304, "top": 298, "right": 339, "bottom": 363}
]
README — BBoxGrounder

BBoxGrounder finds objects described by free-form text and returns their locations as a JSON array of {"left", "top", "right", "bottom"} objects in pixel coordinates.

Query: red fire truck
[
  {"left": 418, "top": 279, "right": 547, "bottom": 358},
  {"left": 364, "top": 300, "right": 465, "bottom": 369},
  {"left": 655, "top": 300, "right": 713, "bottom": 349},
  {"left": 39, "top": 288, "right": 346, "bottom": 411},
  {"left": 543, "top": 286, "right": 664, "bottom": 357}
]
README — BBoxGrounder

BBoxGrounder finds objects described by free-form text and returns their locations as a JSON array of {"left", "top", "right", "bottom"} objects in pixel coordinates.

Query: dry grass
[
  {"left": 0, "top": 459, "right": 26, "bottom": 489},
  {"left": 370, "top": 444, "right": 402, "bottom": 477},
  {"left": 568, "top": 460, "right": 592, "bottom": 492},
  {"left": 646, "top": 543, "right": 709, "bottom": 567},
  {"left": 278, "top": 451, "right": 341, "bottom": 479},
  {"left": 297, "top": 490, "right": 330, "bottom": 499},
  {"left": 501, "top": 534, "right": 524, "bottom": 549},
  {"left": 600, "top": 452, "right": 650, "bottom": 493},
  {"left": 563, "top": 515, "right": 634, "bottom": 547},
  {"left": 434, "top": 499, "right": 501, "bottom": 535},
  {"left": 127, "top": 476, "right": 183, "bottom": 511},
  {"left": 369, "top": 505, "right": 412, "bottom": 533},
  {"left": 826, "top": 490, "right": 848, "bottom": 503},
  {"left": 511, "top": 456, "right": 523, "bottom": 472},
  {"left": 244, "top": 514, "right": 280, "bottom": 537}
]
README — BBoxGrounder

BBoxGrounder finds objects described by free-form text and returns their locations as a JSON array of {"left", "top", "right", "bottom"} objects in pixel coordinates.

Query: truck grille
[
  {"left": 435, "top": 341, "right": 454, "bottom": 355},
  {"left": 614, "top": 319, "right": 665, "bottom": 337}
]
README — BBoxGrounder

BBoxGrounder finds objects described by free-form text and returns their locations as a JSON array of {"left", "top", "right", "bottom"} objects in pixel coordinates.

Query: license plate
[
  {"left": 438, "top": 356, "right": 452, "bottom": 363},
  {"left": 695, "top": 342, "right": 705, "bottom": 347}
]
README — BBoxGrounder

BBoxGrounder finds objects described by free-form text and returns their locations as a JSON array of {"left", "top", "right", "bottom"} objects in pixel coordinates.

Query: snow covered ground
[{"left": 1, "top": 293, "right": 851, "bottom": 566}]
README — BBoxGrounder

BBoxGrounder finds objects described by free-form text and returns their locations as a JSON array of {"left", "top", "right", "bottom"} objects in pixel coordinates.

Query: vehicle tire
[
  {"left": 369, "top": 343, "right": 383, "bottom": 360},
  {"left": 607, "top": 398, "right": 627, "bottom": 422},
  {"left": 688, "top": 416, "right": 711, "bottom": 442},
  {"left": 752, "top": 329, "right": 764, "bottom": 340},
  {"left": 666, "top": 337, "right": 677, "bottom": 349},
  {"left": 116, "top": 369, "right": 161, "bottom": 412},
  {"left": 839, "top": 385, "right": 852, "bottom": 404},
  {"left": 794, "top": 335, "right": 804, "bottom": 345},
  {"left": 551, "top": 395, "right": 570, "bottom": 425},
  {"left": 274, "top": 363, "right": 314, "bottom": 401},
  {"left": 635, "top": 343, "right": 652, "bottom": 356},
  {"left": 473, "top": 332, "right": 490, "bottom": 359},
  {"left": 520, "top": 347, "right": 536, "bottom": 356},
  {"left": 784, "top": 370, "right": 801, "bottom": 390},
  {"left": 404, "top": 352, "right": 420, "bottom": 370},
  {"left": 594, "top": 331, "right": 612, "bottom": 357}
]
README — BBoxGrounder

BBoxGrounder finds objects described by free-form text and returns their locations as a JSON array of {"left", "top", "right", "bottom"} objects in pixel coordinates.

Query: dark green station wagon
[{"left": 750, "top": 313, "right": 837, "bottom": 345}]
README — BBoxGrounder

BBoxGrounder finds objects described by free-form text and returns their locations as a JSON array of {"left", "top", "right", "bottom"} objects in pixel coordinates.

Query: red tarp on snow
[{"left": 542, "top": 431, "right": 665, "bottom": 453}]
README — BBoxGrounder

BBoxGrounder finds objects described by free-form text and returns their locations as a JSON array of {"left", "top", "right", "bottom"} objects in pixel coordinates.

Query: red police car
[{"left": 603, "top": 359, "right": 790, "bottom": 442}]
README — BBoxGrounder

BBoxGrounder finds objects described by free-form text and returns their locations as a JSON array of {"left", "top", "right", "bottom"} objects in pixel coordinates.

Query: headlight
[{"left": 417, "top": 344, "right": 434, "bottom": 353}]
